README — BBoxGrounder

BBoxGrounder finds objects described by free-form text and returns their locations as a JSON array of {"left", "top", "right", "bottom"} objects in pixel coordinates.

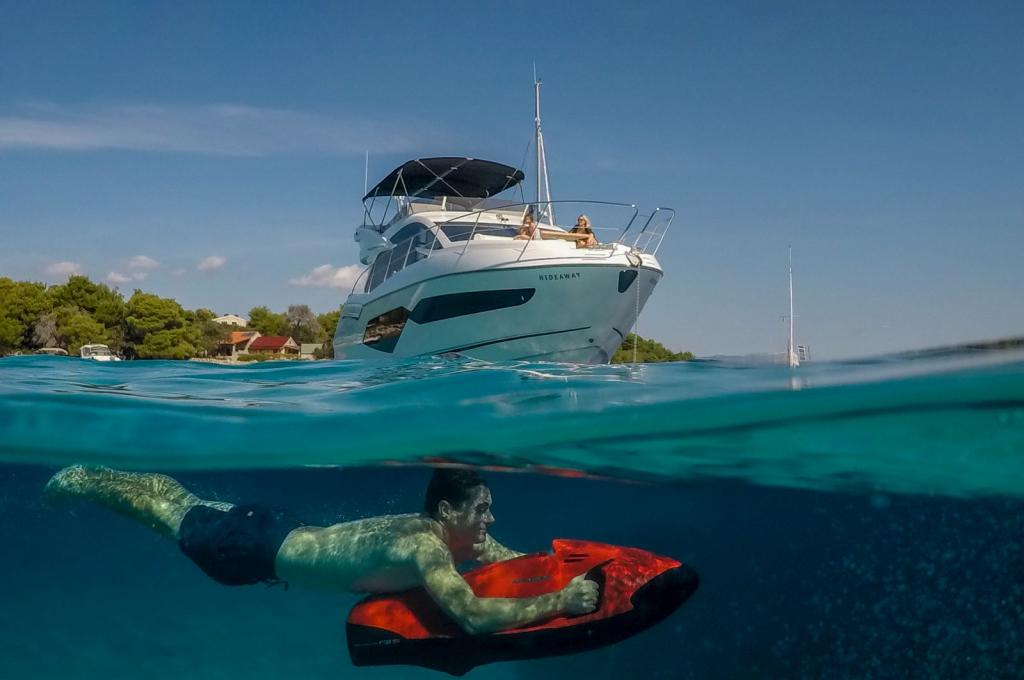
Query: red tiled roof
[
  {"left": 248, "top": 336, "right": 294, "bottom": 350},
  {"left": 226, "top": 331, "right": 255, "bottom": 346}
]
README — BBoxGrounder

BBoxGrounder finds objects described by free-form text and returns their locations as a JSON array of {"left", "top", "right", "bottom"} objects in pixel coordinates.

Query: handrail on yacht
[
  {"left": 428, "top": 199, "right": 640, "bottom": 264},
  {"left": 349, "top": 199, "right": 655, "bottom": 296},
  {"left": 624, "top": 207, "right": 676, "bottom": 256}
]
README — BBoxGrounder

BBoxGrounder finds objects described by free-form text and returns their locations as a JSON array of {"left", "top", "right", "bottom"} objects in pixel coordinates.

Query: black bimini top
[{"left": 363, "top": 157, "right": 525, "bottom": 201}]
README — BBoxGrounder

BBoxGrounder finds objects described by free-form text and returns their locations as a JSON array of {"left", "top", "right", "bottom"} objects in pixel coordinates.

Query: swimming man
[{"left": 45, "top": 466, "right": 598, "bottom": 634}]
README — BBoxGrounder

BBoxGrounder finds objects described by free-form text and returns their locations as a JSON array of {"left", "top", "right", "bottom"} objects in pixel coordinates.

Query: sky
[{"left": 1, "top": 1, "right": 1021, "bottom": 360}]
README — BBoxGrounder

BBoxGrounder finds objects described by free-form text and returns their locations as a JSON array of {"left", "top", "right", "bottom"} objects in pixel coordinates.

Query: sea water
[{"left": 0, "top": 351, "right": 1022, "bottom": 679}]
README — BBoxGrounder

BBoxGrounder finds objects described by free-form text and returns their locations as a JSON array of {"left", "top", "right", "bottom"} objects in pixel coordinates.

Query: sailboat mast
[
  {"left": 534, "top": 73, "right": 542, "bottom": 214},
  {"left": 787, "top": 244, "right": 799, "bottom": 367},
  {"left": 532, "top": 70, "right": 555, "bottom": 226}
]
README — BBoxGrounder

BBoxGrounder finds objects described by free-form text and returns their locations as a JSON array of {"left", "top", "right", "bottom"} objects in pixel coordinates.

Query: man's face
[{"left": 446, "top": 485, "right": 495, "bottom": 545}]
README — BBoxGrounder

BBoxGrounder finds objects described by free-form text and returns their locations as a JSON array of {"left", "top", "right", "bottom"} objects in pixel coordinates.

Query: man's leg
[{"left": 46, "top": 465, "right": 232, "bottom": 540}]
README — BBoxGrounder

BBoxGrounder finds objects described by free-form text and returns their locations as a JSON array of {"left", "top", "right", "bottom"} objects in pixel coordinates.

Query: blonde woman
[{"left": 569, "top": 215, "right": 598, "bottom": 248}]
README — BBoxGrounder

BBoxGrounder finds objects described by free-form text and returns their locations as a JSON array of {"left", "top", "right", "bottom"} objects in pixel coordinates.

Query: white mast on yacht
[
  {"left": 534, "top": 68, "right": 554, "bottom": 226},
  {"left": 786, "top": 244, "right": 800, "bottom": 368}
]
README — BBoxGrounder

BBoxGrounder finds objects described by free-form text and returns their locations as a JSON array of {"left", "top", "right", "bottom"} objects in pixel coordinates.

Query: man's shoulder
[
  {"left": 385, "top": 513, "right": 437, "bottom": 533},
  {"left": 380, "top": 514, "right": 447, "bottom": 554}
]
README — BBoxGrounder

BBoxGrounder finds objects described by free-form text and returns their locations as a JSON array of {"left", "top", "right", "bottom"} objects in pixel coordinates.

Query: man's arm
[
  {"left": 473, "top": 535, "right": 526, "bottom": 565},
  {"left": 415, "top": 535, "right": 594, "bottom": 635}
]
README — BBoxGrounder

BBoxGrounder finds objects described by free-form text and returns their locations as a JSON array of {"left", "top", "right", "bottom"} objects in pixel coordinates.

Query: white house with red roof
[
  {"left": 247, "top": 335, "right": 300, "bottom": 356},
  {"left": 217, "top": 331, "right": 260, "bottom": 358}
]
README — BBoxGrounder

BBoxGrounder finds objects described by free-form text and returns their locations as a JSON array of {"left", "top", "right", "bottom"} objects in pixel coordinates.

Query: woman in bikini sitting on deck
[{"left": 569, "top": 215, "right": 598, "bottom": 248}]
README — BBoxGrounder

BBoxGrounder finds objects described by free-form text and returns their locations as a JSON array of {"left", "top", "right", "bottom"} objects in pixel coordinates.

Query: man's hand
[{"left": 561, "top": 573, "right": 599, "bottom": 616}]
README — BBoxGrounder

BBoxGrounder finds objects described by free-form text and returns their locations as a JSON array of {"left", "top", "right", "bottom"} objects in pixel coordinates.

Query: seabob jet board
[{"left": 346, "top": 539, "right": 699, "bottom": 676}]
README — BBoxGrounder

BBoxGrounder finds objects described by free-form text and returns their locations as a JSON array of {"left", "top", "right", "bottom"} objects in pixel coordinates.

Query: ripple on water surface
[{"left": 1, "top": 350, "right": 1023, "bottom": 497}]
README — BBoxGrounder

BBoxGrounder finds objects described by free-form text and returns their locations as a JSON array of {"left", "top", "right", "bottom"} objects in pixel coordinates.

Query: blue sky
[{"left": 1, "top": 1, "right": 1021, "bottom": 359}]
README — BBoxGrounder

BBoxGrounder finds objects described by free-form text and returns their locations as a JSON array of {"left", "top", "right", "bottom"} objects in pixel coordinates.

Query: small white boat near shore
[{"left": 79, "top": 344, "right": 120, "bottom": 362}]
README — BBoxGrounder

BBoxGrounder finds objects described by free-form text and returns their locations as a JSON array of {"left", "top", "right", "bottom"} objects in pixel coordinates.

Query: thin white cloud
[
  {"left": 170, "top": 267, "right": 187, "bottom": 277},
  {"left": 289, "top": 263, "right": 363, "bottom": 290},
  {"left": 197, "top": 255, "right": 227, "bottom": 272},
  {"left": 45, "top": 261, "right": 81, "bottom": 278},
  {"left": 0, "top": 102, "right": 439, "bottom": 156},
  {"left": 105, "top": 255, "right": 157, "bottom": 285},
  {"left": 128, "top": 254, "right": 160, "bottom": 271}
]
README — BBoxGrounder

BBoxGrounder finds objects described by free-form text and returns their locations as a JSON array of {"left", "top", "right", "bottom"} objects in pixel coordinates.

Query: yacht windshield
[
  {"left": 82, "top": 346, "right": 111, "bottom": 357},
  {"left": 440, "top": 223, "right": 519, "bottom": 242}
]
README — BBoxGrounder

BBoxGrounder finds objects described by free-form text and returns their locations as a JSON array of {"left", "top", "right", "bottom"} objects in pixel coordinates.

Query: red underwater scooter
[{"left": 346, "top": 539, "right": 699, "bottom": 676}]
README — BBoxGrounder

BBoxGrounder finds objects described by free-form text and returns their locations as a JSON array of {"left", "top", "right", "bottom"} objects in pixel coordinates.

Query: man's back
[{"left": 275, "top": 514, "right": 439, "bottom": 593}]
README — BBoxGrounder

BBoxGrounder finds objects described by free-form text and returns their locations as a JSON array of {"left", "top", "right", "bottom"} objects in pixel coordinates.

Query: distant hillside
[
  {"left": 611, "top": 333, "right": 694, "bottom": 364},
  {"left": 895, "top": 336, "right": 1024, "bottom": 357},
  {"left": 0, "top": 275, "right": 339, "bottom": 359},
  {"left": 707, "top": 336, "right": 1024, "bottom": 365}
]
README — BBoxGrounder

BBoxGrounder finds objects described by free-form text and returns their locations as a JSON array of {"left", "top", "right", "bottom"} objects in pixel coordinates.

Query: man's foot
[{"left": 44, "top": 465, "right": 228, "bottom": 538}]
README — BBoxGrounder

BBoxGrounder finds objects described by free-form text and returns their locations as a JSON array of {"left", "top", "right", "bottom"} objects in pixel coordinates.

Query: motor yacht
[{"left": 333, "top": 82, "right": 673, "bottom": 363}]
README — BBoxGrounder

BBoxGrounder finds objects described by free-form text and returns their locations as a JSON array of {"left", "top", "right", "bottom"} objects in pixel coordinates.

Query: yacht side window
[
  {"left": 392, "top": 222, "right": 437, "bottom": 250},
  {"left": 392, "top": 222, "right": 437, "bottom": 262},
  {"left": 387, "top": 239, "right": 414, "bottom": 278},
  {"left": 365, "top": 222, "right": 437, "bottom": 292},
  {"left": 390, "top": 223, "right": 424, "bottom": 245},
  {"left": 366, "top": 254, "right": 389, "bottom": 292}
]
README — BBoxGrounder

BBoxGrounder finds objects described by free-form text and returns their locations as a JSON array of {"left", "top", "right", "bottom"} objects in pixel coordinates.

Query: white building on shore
[{"left": 213, "top": 314, "right": 248, "bottom": 327}]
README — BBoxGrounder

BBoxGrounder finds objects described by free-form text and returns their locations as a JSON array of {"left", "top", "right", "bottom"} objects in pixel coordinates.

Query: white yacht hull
[{"left": 334, "top": 248, "right": 662, "bottom": 363}]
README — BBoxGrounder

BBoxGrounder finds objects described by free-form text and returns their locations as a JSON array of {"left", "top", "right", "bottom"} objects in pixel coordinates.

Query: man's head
[{"left": 424, "top": 468, "right": 494, "bottom": 545}]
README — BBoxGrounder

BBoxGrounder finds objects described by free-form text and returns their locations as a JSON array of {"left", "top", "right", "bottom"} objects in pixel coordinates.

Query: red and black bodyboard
[{"left": 346, "top": 539, "right": 699, "bottom": 675}]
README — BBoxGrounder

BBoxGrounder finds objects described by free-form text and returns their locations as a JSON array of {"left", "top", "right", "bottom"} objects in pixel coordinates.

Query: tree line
[
  {"left": 1, "top": 275, "right": 690, "bottom": 362},
  {"left": 611, "top": 333, "right": 694, "bottom": 363},
  {"left": 0, "top": 275, "right": 340, "bottom": 359}
]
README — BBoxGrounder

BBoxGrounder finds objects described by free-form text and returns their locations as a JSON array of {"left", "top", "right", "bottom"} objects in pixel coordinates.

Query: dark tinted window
[
  {"left": 618, "top": 270, "right": 639, "bottom": 293},
  {"left": 363, "top": 307, "right": 409, "bottom": 353},
  {"left": 366, "top": 252, "right": 391, "bottom": 292},
  {"left": 393, "top": 222, "right": 439, "bottom": 267},
  {"left": 387, "top": 239, "right": 414, "bottom": 278},
  {"left": 409, "top": 288, "right": 535, "bottom": 324},
  {"left": 365, "top": 224, "right": 439, "bottom": 292},
  {"left": 391, "top": 222, "right": 431, "bottom": 245}
]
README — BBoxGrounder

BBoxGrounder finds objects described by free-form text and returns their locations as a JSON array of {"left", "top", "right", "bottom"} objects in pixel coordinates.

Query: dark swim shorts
[{"left": 178, "top": 504, "right": 304, "bottom": 586}]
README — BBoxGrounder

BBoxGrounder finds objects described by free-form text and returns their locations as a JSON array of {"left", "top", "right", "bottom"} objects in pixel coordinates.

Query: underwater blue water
[
  {"left": 1, "top": 351, "right": 1023, "bottom": 678},
  {"left": 2, "top": 351, "right": 1024, "bottom": 495}
]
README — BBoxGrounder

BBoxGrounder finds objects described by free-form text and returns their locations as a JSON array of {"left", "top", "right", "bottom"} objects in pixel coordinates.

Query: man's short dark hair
[{"left": 424, "top": 468, "right": 487, "bottom": 519}]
